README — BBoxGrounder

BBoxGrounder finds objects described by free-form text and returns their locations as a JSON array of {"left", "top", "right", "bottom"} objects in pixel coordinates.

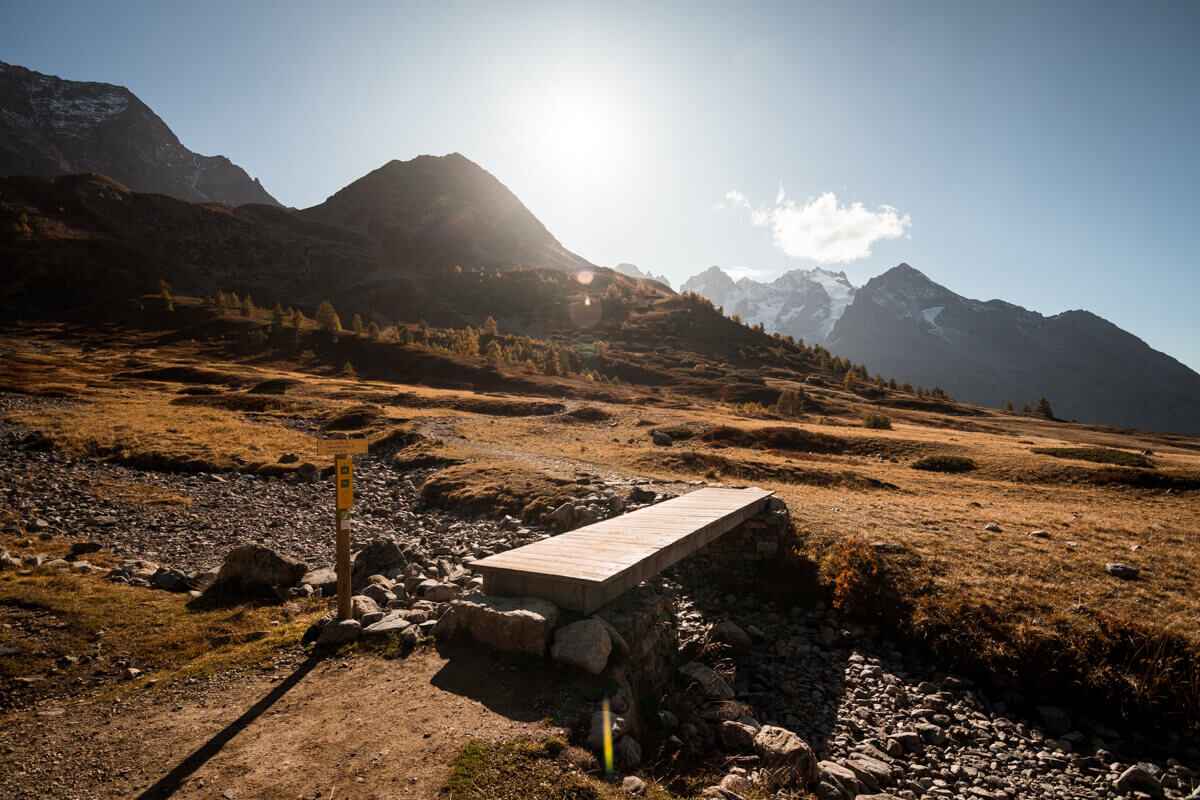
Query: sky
[{"left": 3, "top": 0, "right": 1199, "bottom": 370}]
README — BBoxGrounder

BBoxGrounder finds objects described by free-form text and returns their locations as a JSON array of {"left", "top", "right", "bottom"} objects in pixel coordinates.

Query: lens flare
[
  {"left": 601, "top": 697, "right": 614, "bottom": 775},
  {"left": 576, "top": 268, "right": 594, "bottom": 285},
  {"left": 568, "top": 295, "right": 602, "bottom": 328}
]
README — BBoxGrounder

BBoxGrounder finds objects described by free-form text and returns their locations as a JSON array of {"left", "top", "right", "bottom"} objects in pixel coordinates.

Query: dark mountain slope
[
  {"left": 826, "top": 264, "right": 1200, "bottom": 434},
  {"left": 299, "top": 153, "right": 589, "bottom": 273},
  {"left": 0, "top": 61, "right": 277, "bottom": 206}
]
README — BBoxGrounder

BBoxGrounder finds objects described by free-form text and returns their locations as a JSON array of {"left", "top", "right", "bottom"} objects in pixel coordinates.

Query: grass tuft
[
  {"left": 1032, "top": 446, "right": 1154, "bottom": 468},
  {"left": 912, "top": 454, "right": 977, "bottom": 472}
]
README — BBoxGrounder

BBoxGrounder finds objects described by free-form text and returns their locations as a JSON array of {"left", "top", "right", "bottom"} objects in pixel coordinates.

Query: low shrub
[
  {"left": 862, "top": 413, "right": 892, "bottom": 430},
  {"left": 912, "top": 454, "right": 977, "bottom": 472},
  {"left": 1032, "top": 446, "right": 1153, "bottom": 468}
]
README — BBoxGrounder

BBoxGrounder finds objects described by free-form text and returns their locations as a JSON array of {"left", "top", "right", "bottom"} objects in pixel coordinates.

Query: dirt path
[{"left": 1, "top": 643, "right": 589, "bottom": 800}]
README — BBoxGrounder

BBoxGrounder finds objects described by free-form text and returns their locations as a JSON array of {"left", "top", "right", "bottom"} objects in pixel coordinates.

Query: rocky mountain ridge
[
  {"left": 682, "top": 263, "right": 1200, "bottom": 433},
  {"left": 614, "top": 263, "right": 672, "bottom": 289},
  {"left": 681, "top": 265, "right": 856, "bottom": 344},
  {"left": 0, "top": 60, "right": 277, "bottom": 206}
]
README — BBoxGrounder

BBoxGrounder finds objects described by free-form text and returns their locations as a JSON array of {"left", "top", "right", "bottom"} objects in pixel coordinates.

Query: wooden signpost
[{"left": 318, "top": 437, "right": 368, "bottom": 619}]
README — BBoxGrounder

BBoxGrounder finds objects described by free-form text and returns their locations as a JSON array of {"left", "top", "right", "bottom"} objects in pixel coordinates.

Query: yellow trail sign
[
  {"left": 335, "top": 456, "right": 354, "bottom": 508},
  {"left": 318, "top": 438, "right": 368, "bottom": 456}
]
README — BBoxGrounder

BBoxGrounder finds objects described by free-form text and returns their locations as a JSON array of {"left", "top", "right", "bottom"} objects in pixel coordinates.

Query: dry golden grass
[
  {"left": 0, "top": 568, "right": 325, "bottom": 701},
  {"left": 11, "top": 391, "right": 316, "bottom": 471},
  {"left": 87, "top": 480, "right": 192, "bottom": 505},
  {"left": 4, "top": 327, "right": 1199, "bottom": 725}
]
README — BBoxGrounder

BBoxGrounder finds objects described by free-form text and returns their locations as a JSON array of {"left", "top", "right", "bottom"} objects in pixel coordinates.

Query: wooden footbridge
[{"left": 469, "top": 486, "right": 774, "bottom": 613}]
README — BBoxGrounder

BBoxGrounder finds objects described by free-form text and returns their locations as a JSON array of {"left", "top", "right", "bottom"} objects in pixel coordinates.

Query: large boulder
[
  {"left": 352, "top": 539, "right": 406, "bottom": 586},
  {"left": 451, "top": 593, "right": 560, "bottom": 657},
  {"left": 317, "top": 619, "right": 361, "bottom": 646},
  {"left": 550, "top": 619, "right": 612, "bottom": 674},
  {"left": 299, "top": 566, "right": 338, "bottom": 595},
  {"left": 754, "top": 725, "right": 818, "bottom": 787},
  {"left": 206, "top": 544, "right": 307, "bottom": 598}
]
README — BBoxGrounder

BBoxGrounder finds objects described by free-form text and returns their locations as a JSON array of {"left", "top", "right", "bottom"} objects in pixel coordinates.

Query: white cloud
[
  {"left": 725, "top": 190, "right": 752, "bottom": 210},
  {"left": 727, "top": 187, "right": 911, "bottom": 264}
]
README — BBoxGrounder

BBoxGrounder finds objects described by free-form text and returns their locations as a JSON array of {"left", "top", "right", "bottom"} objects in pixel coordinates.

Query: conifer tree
[
  {"left": 271, "top": 303, "right": 285, "bottom": 327},
  {"left": 1005, "top": 400, "right": 1014, "bottom": 412},
  {"left": 240, "top": 295, "right": 254, "bottom": 316},
  {"left": 1035, "top": 396, "right": 1054, "bottom": 419},
  {"left": 291, "top": 308, "right": 305, "bottom": 328},
  {"left": 315, "top": 301, "right": 341, "bottom": 334},
  {"left": 351, "top": 313, "right": 365, "bottom": 334},
  {"left": 483, "top": 316, "right": 499, "bottom": 336},
  {"left": 366, "top": 321, "right": 380, "bottom": 340}
]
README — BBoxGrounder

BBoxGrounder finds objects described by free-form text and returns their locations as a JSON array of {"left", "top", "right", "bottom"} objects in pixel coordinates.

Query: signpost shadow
[{"left": 132, "top": 653, "right": 323, "bottom": 800}]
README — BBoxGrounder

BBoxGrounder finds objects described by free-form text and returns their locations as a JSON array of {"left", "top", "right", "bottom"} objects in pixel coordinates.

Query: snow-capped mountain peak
[{"left": 680, "top": 265, "right": 857, "bottom": 343}]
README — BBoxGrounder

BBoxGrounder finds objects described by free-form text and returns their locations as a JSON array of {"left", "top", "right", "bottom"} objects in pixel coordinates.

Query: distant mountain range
[
  {"left": 614, "top": 263, "right": 671, "bottom": 289},
  {"left": 681, "top": 266, "right": 854, "bottom": 344},
  {"left": 3, "top": 58, "right": 1197, "bottom": 434},
  {"left": 0, "top": 61, "right": 277, "bottom": 206},
  {"left": 682, "top": 264, "right": 1200, "bottom": 434}
]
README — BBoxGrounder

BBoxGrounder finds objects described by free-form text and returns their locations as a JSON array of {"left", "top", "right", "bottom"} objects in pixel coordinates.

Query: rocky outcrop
[
  {"left": 450, "top": 593, "right": 561, "bottom": 657},
  {"left": 206, "top": 544, "right": 307, "bottom": 598},
  {"left": 0, "top": 60, "right": 278, "bottom": 206}
]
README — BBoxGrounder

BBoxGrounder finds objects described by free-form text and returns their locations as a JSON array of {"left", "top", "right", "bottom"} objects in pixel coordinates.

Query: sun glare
[{"left": 536, "top": 86, "right": 627, "bottom": 182}]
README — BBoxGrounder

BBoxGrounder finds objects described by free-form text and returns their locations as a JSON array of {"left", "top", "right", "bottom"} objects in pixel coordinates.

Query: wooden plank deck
[{"left": 468, "top": 486, "right": 774, "bottom": 613}]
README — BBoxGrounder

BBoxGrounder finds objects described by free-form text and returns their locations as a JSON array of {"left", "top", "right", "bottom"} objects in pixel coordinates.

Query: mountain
[
  {"left": 0, "top": 61, "right": 277, "bottom": 206},
  {"left": 298, "top": 154, "right": 589, "bottom": 273},
  {"left": 614, "top": 263, "right": 671, "bottom": 289},
  {"left": 0, "top": 155, "right": 601, "bottom": 323},
  {"left": 825, "top": 264, "right": 1200, "bottom": 434},
  {"left": 681, "top": 266, "right": 855, "bottom": 344}
]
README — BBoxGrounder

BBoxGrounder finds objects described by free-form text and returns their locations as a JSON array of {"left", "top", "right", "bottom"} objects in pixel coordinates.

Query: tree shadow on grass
[{"left": 132, "top": 652, "right": 323, "bottom": 800}]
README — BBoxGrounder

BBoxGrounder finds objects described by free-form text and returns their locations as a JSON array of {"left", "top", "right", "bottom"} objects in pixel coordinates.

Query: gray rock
[
  {"left": 351, "top": 594, "right": 381, "bottom": 620},
  {"left": 719, "top": 720, "right": 757, "bottom": 753},
  {"left": 753, "top": 725, "right": 818, "bottom": 786},
  {"left": 984, "top": 523, "right": 1002, "bottom": 532},
  {"left": 1114, "top": 765, "right": 1163, "bottom": 798},
  {"left": 621, "top": 775, "right": 645, "bottom": 795},
  {"left": 818, "top": 760, "right": 862, "bottom": 795},
  {"left": 360, "top": 582, "right": 394, "bottom": 607},
  {"left": 679, "top": 662, "right": 735, "bottom": 700},
  {"left": 887, "top": 730, "right": 923, "bottom": 754},
  {"left": 296, "top": 462, "right": 321, "bottom": 483},
  {"left": 548, "top": 502, "right": 575, "bottom": 531},
  {"left": 352, "top": 539, "right": 406, "bottom": 582},
  {"left": 206, "top": 544, "right": 307, "bottom": 598},
  {"left": 317, "top": 619, "right": 361, "bottom": 646},
  {"left": 1028, "top": 529, "right": 1051, "bottom": 539},
  {"left": 550, "top": 619, "right": 612, "bottom": 674},
  {"left": 430, "top": 608, "right": 458, "bottom": 637},
  {"left": 710, "top": 620, "right": 752, "bottom": 654},
  {"left": 651, "top": 431, "right": 673, "bottom": 447},
  {"left": 298, "top": 566, "right": 337, "bottom": 594},
  {"left": 451, "top": 593, "right": 560, "bottom": 657},
  {"left": 1106, "top": 562, "right": 1140, "bottom": 580},
  {"left": 419, "top": 580, "right": 459, "bottom": 603}
]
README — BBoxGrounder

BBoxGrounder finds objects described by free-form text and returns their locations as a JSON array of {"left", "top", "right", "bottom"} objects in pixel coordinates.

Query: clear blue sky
[{"left": 3, "top": 0, "right": 1198, "bottom": 370}]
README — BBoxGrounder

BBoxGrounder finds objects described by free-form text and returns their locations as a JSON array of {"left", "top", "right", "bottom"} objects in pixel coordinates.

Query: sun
[{"left": 536, "top": 86, "right": 627, "bottom": 182}]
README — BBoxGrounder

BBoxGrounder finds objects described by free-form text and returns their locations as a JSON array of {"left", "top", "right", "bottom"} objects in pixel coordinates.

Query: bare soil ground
[{"left": 0, "top": 643, "right": 596, "bottom": 800}]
